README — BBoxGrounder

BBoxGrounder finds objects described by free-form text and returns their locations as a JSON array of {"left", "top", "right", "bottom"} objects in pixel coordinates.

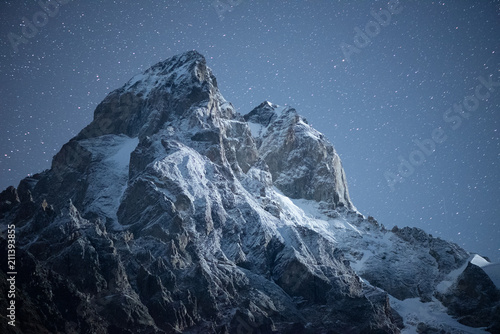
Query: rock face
[
  {"left": 1, "top": 51, "right": 498, "bottom": 333},
  {"left": 245, "top": 102, "right": 353, "bottom": 209},
  {"left": 436, "top": 262, "right": 500, "bottom": 332}
]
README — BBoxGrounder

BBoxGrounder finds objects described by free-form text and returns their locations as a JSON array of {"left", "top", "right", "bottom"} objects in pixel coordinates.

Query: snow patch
[
  {"left": 390, "top": 296, "right": 488, "bottom": 333},
  {"left": 106, "top": 136, "right": 140, "bottom": 167},
  {"left": 471, "top": 254, "right": 490, "bottom": 268},
  {"left": 79, "top": 135, "right": 139, "bottom": 226},
  {"left": 247, "top": 122, "right": 264, "bottom": 137}
]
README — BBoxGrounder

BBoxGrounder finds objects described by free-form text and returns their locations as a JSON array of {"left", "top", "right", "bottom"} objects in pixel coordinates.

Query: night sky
[{"left": 1, "top": 1, "right": 499, "bottom": 261}]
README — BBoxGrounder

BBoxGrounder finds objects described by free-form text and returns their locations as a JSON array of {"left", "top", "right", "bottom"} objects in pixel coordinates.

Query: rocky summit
[{"left": 1, "top": 51, "right": 499, "bottom": 334}]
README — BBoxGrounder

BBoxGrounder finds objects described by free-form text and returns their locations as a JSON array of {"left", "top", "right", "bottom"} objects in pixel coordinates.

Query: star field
[{"left": 1, "top": 0, "right": 499, "bottom": 261}]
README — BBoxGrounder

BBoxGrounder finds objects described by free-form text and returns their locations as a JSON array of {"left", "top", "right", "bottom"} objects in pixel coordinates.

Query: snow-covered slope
[
  {"left": 79, "top": 134, "right": 139, "bottom": 226},
  {"left": 1, "top": 51, "right": 498, "bottom": 334}
]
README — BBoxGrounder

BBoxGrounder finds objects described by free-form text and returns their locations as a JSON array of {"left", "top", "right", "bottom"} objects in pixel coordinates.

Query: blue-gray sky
[{"left": 1, "top": 0, "right": 499, "bottom": 261}]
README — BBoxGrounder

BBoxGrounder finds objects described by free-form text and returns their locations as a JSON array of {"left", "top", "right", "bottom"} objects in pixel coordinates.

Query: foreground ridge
[{"left": 1, "top": 51, "right": 498, "bottom": 333}]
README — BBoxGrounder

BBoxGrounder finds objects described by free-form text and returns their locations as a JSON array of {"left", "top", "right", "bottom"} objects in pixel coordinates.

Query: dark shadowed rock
[{"left": 437, "top": 262, "right": 500, "bottom": 332}]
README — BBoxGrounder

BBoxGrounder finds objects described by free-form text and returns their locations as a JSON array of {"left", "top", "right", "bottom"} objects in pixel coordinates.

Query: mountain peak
[
  {"left": 244, "top": 100, "right": 279, "bottom": 127},
  {"left": 145, "top": 49, "right": 206, "bottom": 77},
  {"left": 123, "top": 49, "right": 212, "bottom": 96},
  {"left": 2, "top": 51, "right": 496, "bottom": 334},
  {"left": 74, "top": 50, "right": 219, "bottom": 141}
]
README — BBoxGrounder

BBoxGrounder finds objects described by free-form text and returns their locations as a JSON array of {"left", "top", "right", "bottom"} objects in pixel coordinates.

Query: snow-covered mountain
[{"left": 1, "top": 51, "right": 499, "bottom": 333}]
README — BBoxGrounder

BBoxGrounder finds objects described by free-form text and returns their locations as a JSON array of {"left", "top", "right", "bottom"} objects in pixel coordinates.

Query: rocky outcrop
[
  {"left": 350, "top": 226, "right": 469, "bottom": 302},
  {"left": 0, "top": 186, "right": 20, "bottom": 219},
  {"left": 245, "top": 101, "right": 353, "bottom": 209},
  {"left": 437, "top": 262, "right": 500, "bottom": 332}
]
